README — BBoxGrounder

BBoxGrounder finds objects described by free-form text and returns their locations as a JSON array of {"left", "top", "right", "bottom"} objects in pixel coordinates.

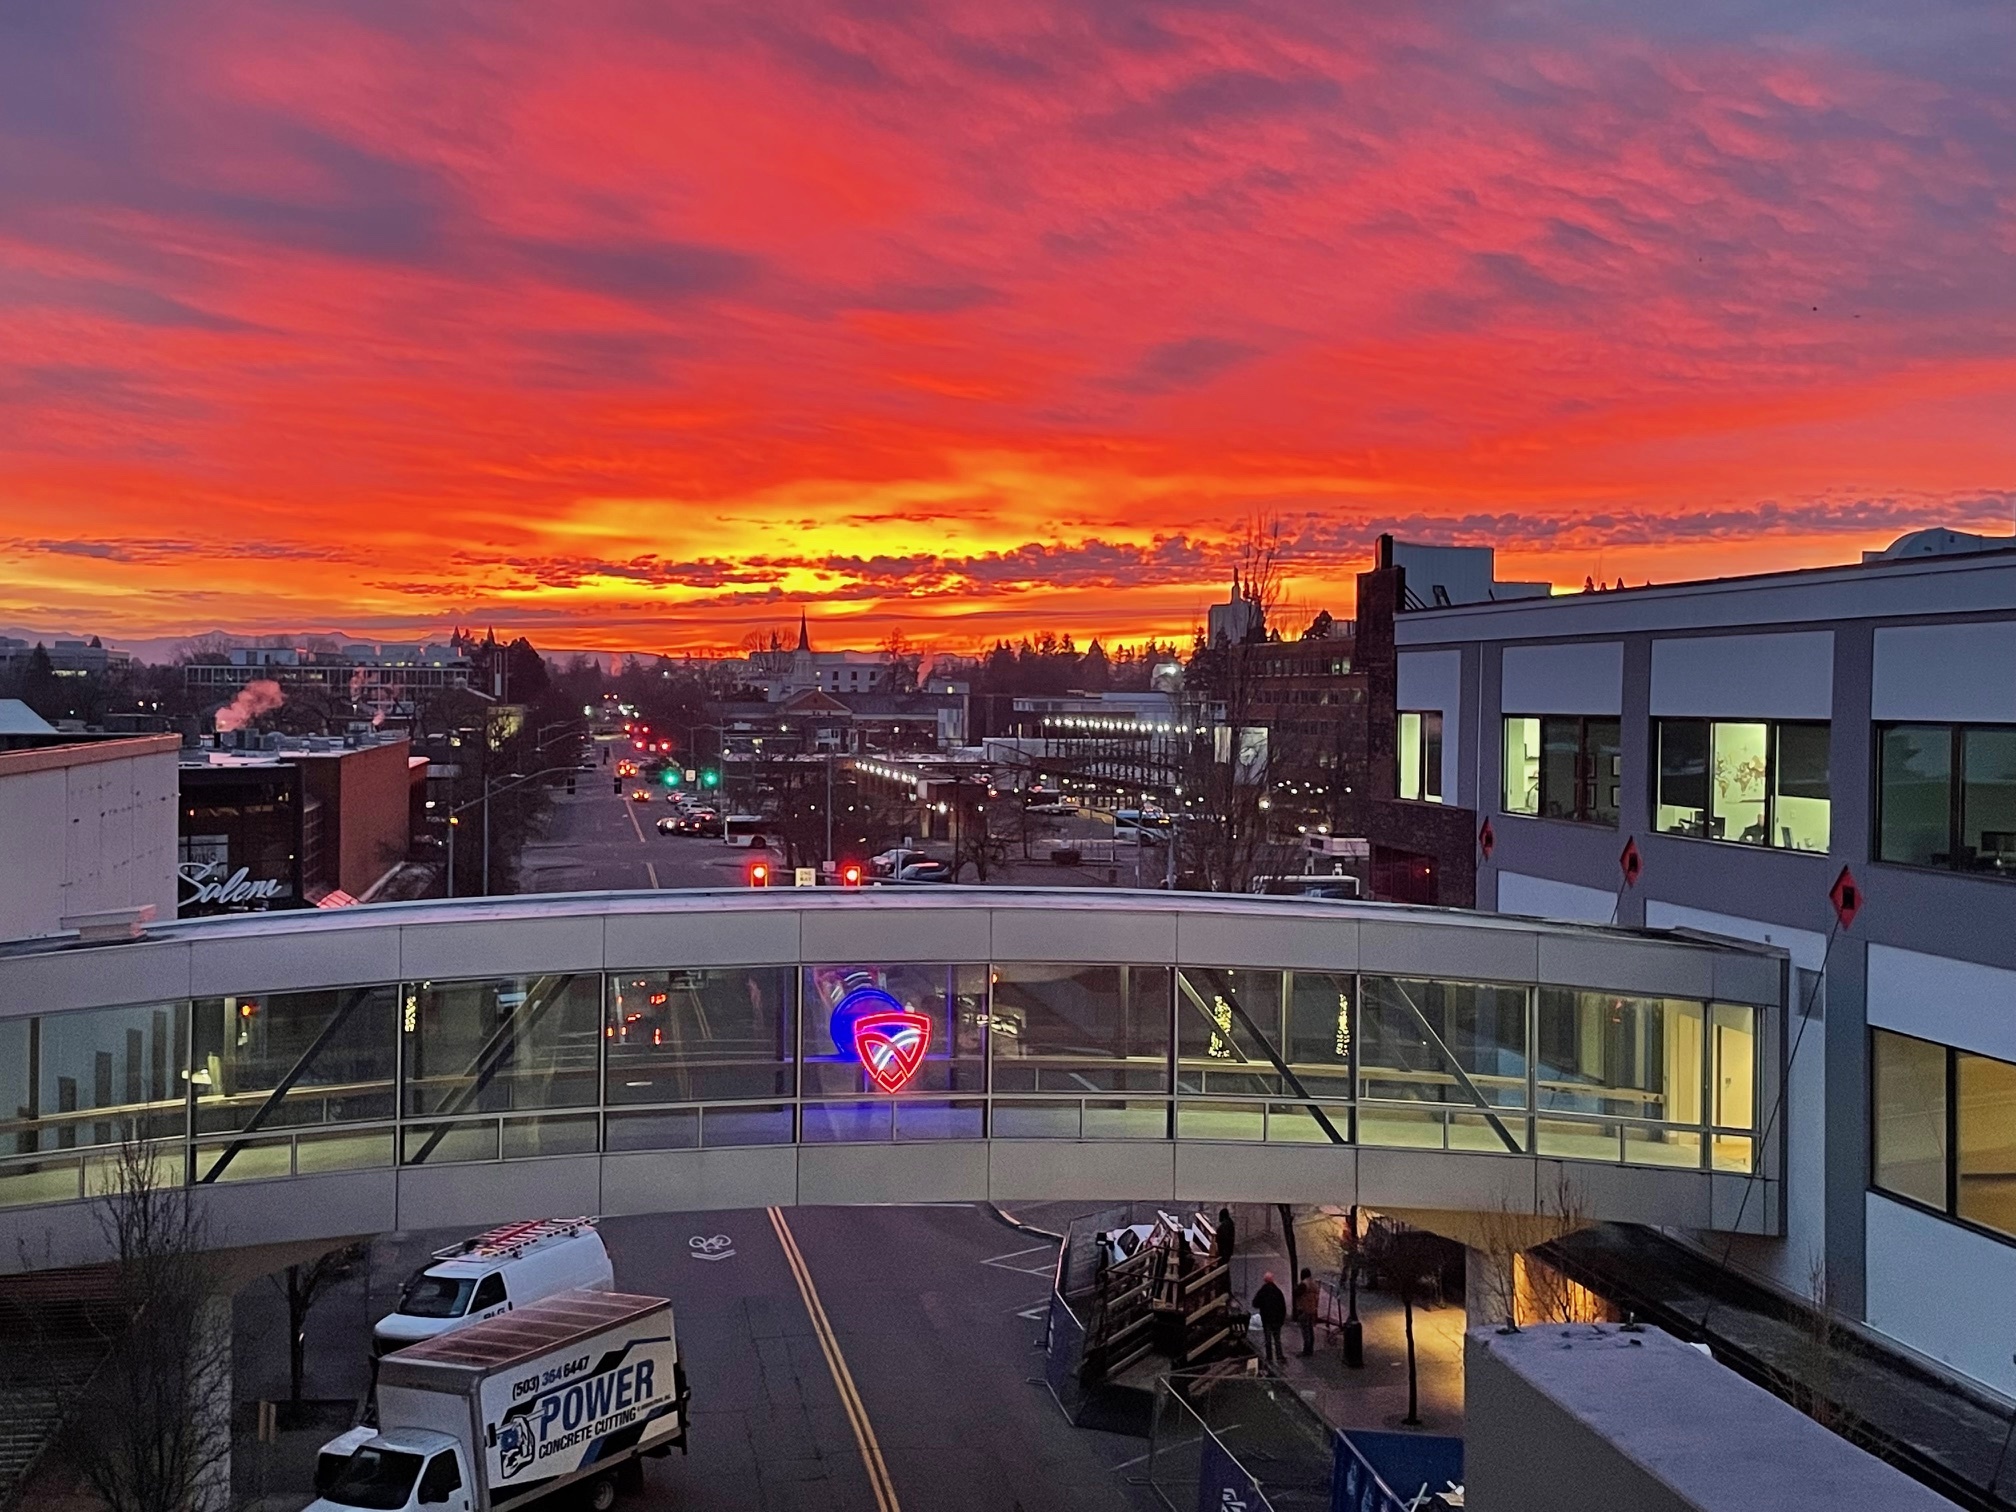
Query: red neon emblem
[
  {"left": 851, "top": 1010, "right": 932, "bottom": 1093},
  {"left": 1830, "top": 866, "right": 1861, "bottom": 930}
]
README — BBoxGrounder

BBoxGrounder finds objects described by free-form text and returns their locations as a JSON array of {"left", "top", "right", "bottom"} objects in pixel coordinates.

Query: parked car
[
  {"left": 890, "top": 860, "right": 952, "bottom": 884},
  {"left": 654, "top": 816, "right": 681, "bottom": 835},
  {"left": 869, "top": 847, "right": 932, "bottom": 877},
  {"left": 1026, "top": 797, "right": 1077, "bottom": 815}
]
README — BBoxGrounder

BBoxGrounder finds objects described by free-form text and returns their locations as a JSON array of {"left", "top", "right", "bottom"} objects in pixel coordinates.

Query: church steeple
[{"left": 796, "top": 610, "right": 811, "bottom": 653}]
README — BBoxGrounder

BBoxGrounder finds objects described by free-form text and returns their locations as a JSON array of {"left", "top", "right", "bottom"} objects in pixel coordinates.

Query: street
[
  {"left": 234, "top": 1204, "right": 1160, "bottom": 1512},
  {"left": 517, "top": 769, "right": 1163, "bottom": 895}
]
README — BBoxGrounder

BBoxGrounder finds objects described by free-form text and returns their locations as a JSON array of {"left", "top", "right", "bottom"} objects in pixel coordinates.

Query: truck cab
[{"left": 312, "top": 1429, "right": 471, "bottom": 1512}]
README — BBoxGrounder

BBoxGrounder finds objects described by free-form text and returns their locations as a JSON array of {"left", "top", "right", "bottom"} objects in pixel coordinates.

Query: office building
[
  {"left": 0, "top": 636, "right": 133, "bottom": 679},
  {"left": 178, "top": 730, "right": 421, "bottom": 913},
  {"left": 1390, "top": 526, "right": 2016, "bottom": 1400}
]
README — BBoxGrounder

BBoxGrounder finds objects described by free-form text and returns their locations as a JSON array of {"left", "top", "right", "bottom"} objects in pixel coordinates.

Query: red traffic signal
[
  {"left": 840, "top": 862, "right": 863, "bottom": 888},
  {"left": 747, "top": 861, "right": 770, "bottom": 888}
]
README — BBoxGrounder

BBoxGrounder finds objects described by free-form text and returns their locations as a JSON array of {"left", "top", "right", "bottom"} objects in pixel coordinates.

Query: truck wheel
[{"left": 584, "top": 1474, "right": 618, "bottom": 1512}]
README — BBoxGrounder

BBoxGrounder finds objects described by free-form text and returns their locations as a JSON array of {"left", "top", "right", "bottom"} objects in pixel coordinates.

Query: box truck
[{"left": 310, "top": 1290, "right": 688, "bottom": 1512}]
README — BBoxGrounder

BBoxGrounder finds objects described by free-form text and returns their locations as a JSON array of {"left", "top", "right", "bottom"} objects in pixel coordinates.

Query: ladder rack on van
[{"left": 432, "top": 1216, "right": 597, "bottom": 1262}]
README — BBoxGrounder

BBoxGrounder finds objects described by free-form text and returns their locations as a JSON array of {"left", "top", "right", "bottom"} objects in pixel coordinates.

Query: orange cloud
[{"left": 0, "top": 1, "right": 2012, "bottom": 654}]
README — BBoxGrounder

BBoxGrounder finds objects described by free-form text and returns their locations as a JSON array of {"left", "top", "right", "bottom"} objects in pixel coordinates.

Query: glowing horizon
[{"left": 2, "top": 1, "right": 2012, "bottom": 658}]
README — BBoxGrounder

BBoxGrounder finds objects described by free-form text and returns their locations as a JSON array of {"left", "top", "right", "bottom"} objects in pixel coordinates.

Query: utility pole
[{"left": 825, "top": 750, "right": 835, "bottom": 865}]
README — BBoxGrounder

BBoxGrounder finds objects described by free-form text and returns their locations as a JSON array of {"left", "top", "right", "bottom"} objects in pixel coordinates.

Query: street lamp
[{"left": 444, "top": 757, "right": 580, "bottom": 898}]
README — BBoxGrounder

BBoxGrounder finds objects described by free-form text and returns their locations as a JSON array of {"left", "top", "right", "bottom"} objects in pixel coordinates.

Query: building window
[
  {"left": 1872, "top": 1028, "right": 2016, "bottom": 1243},
  {"left": 1878, "top": 724, "right": 2016, "bottom": 875},
  {"left": 1397, "top": 712, "right": 1443, "bottom": 803},
  {"left": 1503, "top": 715, "right": 1619, "bottom": 824},
  {"left": 1654, "top": 720, "right": 1830, "bottom": 850}
]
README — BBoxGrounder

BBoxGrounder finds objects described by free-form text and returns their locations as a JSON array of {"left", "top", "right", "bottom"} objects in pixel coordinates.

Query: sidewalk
[
  {"left": 1221, "top": 1206, "right": 1466, "bottom": 1438},
  {"left": 1264, "top": 1288, "right": 1466, "bottom": 1437}
]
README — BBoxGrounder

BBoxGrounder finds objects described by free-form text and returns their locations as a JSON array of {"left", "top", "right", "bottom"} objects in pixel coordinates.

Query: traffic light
[
  {"left": 747, "top": 860, "right": 770, "bottom": 888},
  {"left": 661, "top": 767, "right": 681, "bottom": 787},
  {"left": 840, "top": 862, "right": 863, "bottom": 887},
  {"left": 700, "top": 769, "right": 720, "bottom": 789}
]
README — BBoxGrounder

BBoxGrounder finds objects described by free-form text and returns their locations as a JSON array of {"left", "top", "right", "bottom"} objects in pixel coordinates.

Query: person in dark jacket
[
  {"left": 1216, "top": 1207, "right": 1236, "bottom": 1264},
  {"left": 1252, "top": 1272, "right": 1288, "bottom": 1363},
  {"left": 1293, "top": 1268, "right": 1320, "bottom": 1356}
]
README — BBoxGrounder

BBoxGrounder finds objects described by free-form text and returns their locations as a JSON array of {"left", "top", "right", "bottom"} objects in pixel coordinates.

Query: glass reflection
[
  {"left": 606, "top": 968, "right": 794, "bottom": 1103},
  {"left": 800, "top": 963, "right": 987, "bottom": 1096},
  {"left": 1177, "top": 968, "right": 1284, "bottom": 1096},
  {"left": 989, "top": 964, "right": 1169, "bottom": 1093},
  {"left": 1359, "top": 977, "right": 1528, "bottom": 1109},
  {"left": 0, "top": 1002, "right": 188, "bottom": 1153},
  {"left": 403, "top": 976, "right": 601, "bottom": 1116},
  {"left": 192, "top": 987, "right": 397, "bottom": 1136}
]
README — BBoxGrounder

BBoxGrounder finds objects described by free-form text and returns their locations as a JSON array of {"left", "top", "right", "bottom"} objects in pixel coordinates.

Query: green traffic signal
[
  {"left": 701, "top": 769, "right": 720, "bottom": 788},
  {"left": 661, "top": 768, "right": 680, "bottom": 786}
]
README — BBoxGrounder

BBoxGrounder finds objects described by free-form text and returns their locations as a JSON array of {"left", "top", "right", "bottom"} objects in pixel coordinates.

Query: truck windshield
[
  {"left": 397, "top": 1273, "right": 475, "bottom": 1318},
  {"left": 324, "top": 1447, "right": 423, "bottom": 1511}
]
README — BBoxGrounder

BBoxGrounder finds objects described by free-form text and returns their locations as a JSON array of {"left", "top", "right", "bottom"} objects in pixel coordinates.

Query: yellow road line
[{"left": 767, "top": 1207, "right": 900, "bottom": 1512}]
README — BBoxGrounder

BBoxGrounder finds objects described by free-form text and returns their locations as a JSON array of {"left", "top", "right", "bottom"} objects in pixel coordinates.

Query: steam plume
[{"left": 213, "top": 679, "right": 285, "bottom": 732}]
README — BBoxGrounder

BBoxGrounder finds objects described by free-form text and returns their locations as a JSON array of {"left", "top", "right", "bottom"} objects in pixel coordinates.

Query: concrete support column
[{"left": 194, "top": 1292, "right": 233, "bottom": 1512}]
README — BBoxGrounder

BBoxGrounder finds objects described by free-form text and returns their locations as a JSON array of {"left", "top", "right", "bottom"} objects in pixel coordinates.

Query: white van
[{"left": 372, "top": 1218, "right": 613, "bottom": 1356}]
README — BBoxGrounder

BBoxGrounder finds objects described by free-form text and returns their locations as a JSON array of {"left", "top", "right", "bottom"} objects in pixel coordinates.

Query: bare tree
[
  {"left": 1366, "top": 1221, "right": 1446, "bottom": 1427},
  {"left": 67, "top": 1132, "right": 233, "bottom": 1512},
  {"left": 945, "top": 780, "right": 1010, "bottom": 882},
  {"left": 273, "top": 1241, "right": 370, "bottom": 1405},
  {"left": 880, "top": 630, "right": 922, "bottom": 694},
  {"left": 1178, "top": 519, "right": 1298, "bottom": 892},
  {"left": 1472, "top": 1171, "right": 1591, "bottom": 1331}
]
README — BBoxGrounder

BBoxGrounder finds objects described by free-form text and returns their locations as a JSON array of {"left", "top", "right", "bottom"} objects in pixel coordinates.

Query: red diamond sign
[
  {"left": 852, "top": 1010, "right": 932, "bottom": 1093},
  {"left": 1478, "top": 818, "right": 1495, "bottom": 860},
  {"left": 1830, "top": 866, "right": 1862, "bottom": 930},
  {"left": 1619, "top": 836, "right": 1642, "bottom": 887}
]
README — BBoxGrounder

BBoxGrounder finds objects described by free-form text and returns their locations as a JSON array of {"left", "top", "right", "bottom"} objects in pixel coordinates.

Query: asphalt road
[
  {"left": 234, "top": 1205, "right": 1158, "bottom": 1512},
  {"left": 519, "top": 779, "right": 762, "bottom": 893},
  {"left": 517, "top": 776, "right": 1155, "bottom": 896}
]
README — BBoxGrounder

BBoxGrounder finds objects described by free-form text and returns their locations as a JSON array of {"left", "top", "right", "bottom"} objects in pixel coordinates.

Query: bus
[
  {"left": 722, "top": 814, "right": 770, "bottom": 848},
  {"left": 1113, "top": 809, "right": 1173, "bottom": 844}
]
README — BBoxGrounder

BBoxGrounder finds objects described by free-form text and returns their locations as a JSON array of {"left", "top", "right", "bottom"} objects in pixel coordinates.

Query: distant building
[
  {"left": 182, "top": 642, "right": 472, "bottom": 718},
  {"left": 733, "top": 614, "right": 896, "bottom": 700},
  {"left": 0, "top": 735, "right": 179, "bottom": 943},
  {"left": 0, "top": 635, "right": 132, "bottom": 678},
  {"left": 714, "top": 686, "right": 967, "bottom": 759},
  {"left": 1206, "top": 571, "right": 1265, "bottom": 645}
]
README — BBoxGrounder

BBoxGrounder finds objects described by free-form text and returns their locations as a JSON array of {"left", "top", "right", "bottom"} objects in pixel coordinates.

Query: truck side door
[
  {"left": 416, "top": 1450, "right": 469, "bottom": 1512},
  {"left": 469, "top": 1273, "right": 508, "bottom": 1320}
]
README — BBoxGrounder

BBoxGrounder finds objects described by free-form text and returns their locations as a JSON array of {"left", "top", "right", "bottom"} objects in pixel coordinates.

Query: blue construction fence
[
  {"left": 1331, "top": 1430, "right": 1463, "bottom": 1512},
  {"left": 1147, "top": 1375, "right": 1462, "bottom": 1512}
]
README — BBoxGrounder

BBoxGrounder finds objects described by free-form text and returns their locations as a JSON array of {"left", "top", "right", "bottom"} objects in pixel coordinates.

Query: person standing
[
  {"left": 1253, "top": 1272, "right": 1288, "bottom": 1364},
  {"left": 1293, "top": 1268, "right": 1319, "bottom": 1356},
  {"left": 1216, "top": 1207, "right": 1236, "bottom": 1264}
]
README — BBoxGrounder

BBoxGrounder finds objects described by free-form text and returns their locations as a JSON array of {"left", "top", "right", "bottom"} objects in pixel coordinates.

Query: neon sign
[{"left": 830, "top": 985, "right": 931, "bottom": 1093}]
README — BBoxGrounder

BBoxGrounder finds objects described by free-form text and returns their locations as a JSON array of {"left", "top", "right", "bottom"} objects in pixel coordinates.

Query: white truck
[
  {"left": 310, "top": 1290, "right": 688, "bottom": 1512},
  {"left": 321, "top": 1219, "right": 616, "bottom": 1477}
]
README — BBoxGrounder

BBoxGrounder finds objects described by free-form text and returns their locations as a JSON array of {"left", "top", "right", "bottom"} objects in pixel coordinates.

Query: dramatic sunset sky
[{"left": 2, "top": 1, "right": 2013, "bottom": 655}]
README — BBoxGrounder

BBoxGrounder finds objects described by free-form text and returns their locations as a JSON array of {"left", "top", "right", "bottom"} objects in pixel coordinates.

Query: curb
[{"left": 985, "top": 1202, "right": 1065, "bottom": 1242}]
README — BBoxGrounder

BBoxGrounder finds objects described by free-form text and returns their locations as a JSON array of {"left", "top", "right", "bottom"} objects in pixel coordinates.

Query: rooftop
[{"left": 1395, "top": 530, "right": 2016, "bottom": 644}]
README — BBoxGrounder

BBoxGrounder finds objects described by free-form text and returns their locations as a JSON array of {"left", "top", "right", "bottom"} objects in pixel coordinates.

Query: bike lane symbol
[{"left": 689, "top": 1233, "right": 737, "bottom": 1262}]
